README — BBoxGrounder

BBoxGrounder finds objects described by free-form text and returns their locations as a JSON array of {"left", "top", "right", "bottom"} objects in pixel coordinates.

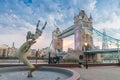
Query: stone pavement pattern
[{"left": 71, "top": 66, "right": 120, "bottom": 80}]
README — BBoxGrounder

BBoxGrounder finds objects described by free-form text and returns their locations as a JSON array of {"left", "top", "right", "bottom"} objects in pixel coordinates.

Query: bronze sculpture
[{"left": 15, "top": 20, "right": 47, "bottom": 77}]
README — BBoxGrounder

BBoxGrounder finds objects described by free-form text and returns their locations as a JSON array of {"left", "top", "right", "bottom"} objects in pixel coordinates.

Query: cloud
[
  {"left": 94, "top": 12, "right": 120, "bottom": 29},
  {"left": 0, "top": 13, "right": 37, "bottom": 48},
  {"left": 32, "top": 33, "right": 48, "bottom": 49},
  {"left": 91, "top": 0, "right": 120, "bottom": 48},
  {"left": 0, "top": 34, "right": 25, "bottom": 48},
  {"left": 0, "top": 0, "right": 120, "bottom": 50},
  {"left": 89, "top": 0, "right": 97, "bottom": 12},
  {"left": 94, "top": 8, "right": 120, "bottom": 41},
  {"left": 0, "top": 0, "right": 99, "bottom": 50}
]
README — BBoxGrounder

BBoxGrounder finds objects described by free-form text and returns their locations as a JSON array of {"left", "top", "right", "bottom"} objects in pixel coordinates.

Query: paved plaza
[{"left": 71, "top": 66, "right": 120, "bottom": 80}]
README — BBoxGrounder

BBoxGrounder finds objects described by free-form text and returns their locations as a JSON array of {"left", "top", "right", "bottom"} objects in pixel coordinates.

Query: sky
[{"left": 0, "top": 0, "right": 120, "bottom": 50}]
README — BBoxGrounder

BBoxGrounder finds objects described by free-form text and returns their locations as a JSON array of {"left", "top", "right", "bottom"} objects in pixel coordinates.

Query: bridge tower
[
  {"left": 52, "top": 28, "right": 63, "bottom": 56},
  {"left": 74, "top": 10, "right": 97, "bottom": 62},
  {"left": 102, "top": 29, "right": 108, "bottom": 49},
  {"left": 74, "top": 10, "right": 93, "bottom": 51}
]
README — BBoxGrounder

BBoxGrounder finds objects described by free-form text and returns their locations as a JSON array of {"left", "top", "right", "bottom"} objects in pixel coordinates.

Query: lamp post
[
  {"left": 48, "top": 52, "right": 51, "bottom": 64},
  {"left": 118, "top": 44, "right": 120, "bottom": 63},
  {"left": 35, "top": 49, "right": 39, "bottom": 64},
  {"left": 84, "top": 42, "right": 88, "bottom": 69},
  {"left": 117, "top": 40, "right": 120, "bottom": 63}
]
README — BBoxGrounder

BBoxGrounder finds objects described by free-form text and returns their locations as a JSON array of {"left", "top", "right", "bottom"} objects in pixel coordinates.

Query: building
[
  {"left": 0, "top": 43, "right": 39, "bottom": 58},
  {"left": 7, "top": 43, "right": 17, "bottom": 57},
  {"left": 0, "top": 44, "right": 9, "bottom": 57}
]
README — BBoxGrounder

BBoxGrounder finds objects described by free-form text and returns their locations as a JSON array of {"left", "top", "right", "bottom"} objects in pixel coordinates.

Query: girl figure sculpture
[
  {"left": 26, "top": 20, "right": 47, "bottom": 41},
  {"left": 16, "top": 20, "right": 47, "bottom": 77}
]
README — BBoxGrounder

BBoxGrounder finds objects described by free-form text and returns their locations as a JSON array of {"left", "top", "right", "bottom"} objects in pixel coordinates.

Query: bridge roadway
[
  {"left": 84, "top": 49, "right": 120, "bottom": 54},
  {"left": 57, "top": 25, "right": 74, "bottom": 38}
]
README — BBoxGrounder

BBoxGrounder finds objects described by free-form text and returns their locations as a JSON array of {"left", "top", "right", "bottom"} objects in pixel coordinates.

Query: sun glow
[{"left": 63, "top": 35, "right": 74, "bottom": 51}]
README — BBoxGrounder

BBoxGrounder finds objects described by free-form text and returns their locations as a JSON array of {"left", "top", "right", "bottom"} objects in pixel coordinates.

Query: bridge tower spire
[{"left": 102, "top": 29, "right": 108, "bottom": 49}]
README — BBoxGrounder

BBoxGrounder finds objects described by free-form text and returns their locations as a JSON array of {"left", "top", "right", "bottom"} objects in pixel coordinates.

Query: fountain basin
[{"left": 0, "top": 66, "right": 80, "bottom": 80}]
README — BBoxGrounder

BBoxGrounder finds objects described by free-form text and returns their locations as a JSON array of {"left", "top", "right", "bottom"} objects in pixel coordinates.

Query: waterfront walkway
[
  {"left": 71, "top": 66, "right": 120, "bottom": 80},
  {"left": 1, "top": 59, "right": 120, "bottom": 80}
]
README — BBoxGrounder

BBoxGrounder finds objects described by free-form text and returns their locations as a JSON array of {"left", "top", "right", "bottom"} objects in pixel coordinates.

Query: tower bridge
[{"left": 51, "top": 10, "right": 120, "bottom": 62}]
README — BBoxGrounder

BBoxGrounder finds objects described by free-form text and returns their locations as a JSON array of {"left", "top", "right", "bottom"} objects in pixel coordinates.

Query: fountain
[
  {"left": 0, "top": 20, "right": 80, "bottom": 80},
  {"left": 0, "top": 66, "right": 80, "bottom": 80}
]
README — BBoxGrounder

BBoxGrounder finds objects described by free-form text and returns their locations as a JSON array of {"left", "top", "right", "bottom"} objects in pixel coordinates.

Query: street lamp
[
  {"left": 84, "top": 42, "right": 88, "bottom": 69},
  {"left": 35, "top": 49, "right": 39, "bottom": 64},
  {"left": 117, "top": 40, "right": 120, "bottom": 63},
  {"left": 48, "top": 52, "right": 51, "bottom": 64},
  {"left": 84, "top": 42, "right": 88, "bottom": 47}
]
